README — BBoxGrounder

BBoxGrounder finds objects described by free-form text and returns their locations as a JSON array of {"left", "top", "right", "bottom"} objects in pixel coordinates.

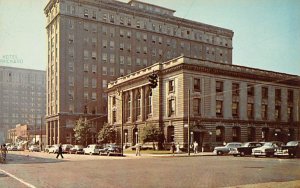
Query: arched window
[
  {"left": 232, "top": 127, "right": 241, "bottom": 142},
  {"left": 145, "top": 90, "right": 152, "bottom": 117},
  {"left": 216, "top": 126, "right": 225, "bottom": 142}
]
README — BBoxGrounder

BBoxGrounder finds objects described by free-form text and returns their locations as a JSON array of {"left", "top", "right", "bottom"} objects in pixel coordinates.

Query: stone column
[
  {"left": 53, "top": 121, "right": 57, "bottom": 144},
  {"left": 141, "top": 87, "right": 145, "bottom": 121},
  {"left": 57, "top": 120, "right": 60, "bottom": 144},
  {"left": 130, "top": 90, "right": 134, "bottom": 123},
  {"left": 46, "top": 122, "right": 49, "bottom": 145},
  {"left": 49, "top": 121, "right": 53, "bottom": 145}
]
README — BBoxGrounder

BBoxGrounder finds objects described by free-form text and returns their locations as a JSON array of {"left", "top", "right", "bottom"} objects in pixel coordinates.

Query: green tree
[
  {"left": 140, "top": 124, "right": 163, "bottom": 150},
  {"left": 73, "top": 117, "right": 90, "bottom": 146},
  {"left": 97, "top": 123, "right": 116, "bottom": 144}
]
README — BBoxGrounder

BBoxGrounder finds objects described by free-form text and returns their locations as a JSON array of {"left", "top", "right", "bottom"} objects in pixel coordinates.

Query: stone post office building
[{"left": 107, "top": 56, "right": 300, "bottom": 149}]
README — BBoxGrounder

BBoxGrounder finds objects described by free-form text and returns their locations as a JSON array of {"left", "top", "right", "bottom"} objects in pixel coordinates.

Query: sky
[{"left": 0, "top": 0, "right": 299, "bottom": 75}]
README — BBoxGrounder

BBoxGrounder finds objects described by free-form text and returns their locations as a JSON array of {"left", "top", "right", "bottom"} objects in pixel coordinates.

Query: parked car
[
  {"left": 230, "top": 142, "right": 263, "bottom": 157},
  {"left": 99, "top": 144, "right": 122, "bottom": 156},
  {"left": 48, "top": 145, "right": 59, "bottom": 154},
  {"left": 83, "top": 144, "right": 102, "bottom": 155},
  {"left": 213, "top": 142, "right": 242, "bottom": 155},
  {"left": 44, "top": 145, "right": 52, "bottom": 153},
  {"left": 252, "top": 141, "right": 284, "bottom": 157},
  {"left": 69, "top": 145, "right": 84, "bottom": 154},
  {"left": 62, "top": 144, "right": 73, "bottom": 153},
  {"left": 29, "top": 145, "right": 40, "bottom": 152},
  {"left": 275, "top": 141, "right": 300, "bottom": 158},
  {"left": 9, "top": 145, "right": 18, "bottom": 151},
  {"left": 17, "top": 145, "right": 24, "bottom": 151}
]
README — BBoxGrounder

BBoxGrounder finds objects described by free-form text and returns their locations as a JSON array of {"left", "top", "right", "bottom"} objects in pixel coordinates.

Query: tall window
[
  {"left": 261, "top": 104, "right": 268, "bottom": 120},
  {"left": 168, "top": 98, "right": 175, "bottom": 116},
  {"left": 169, "top": 80, "right": 175, "bottom": 93},
  {"left": 216, "top": 126, "right": 225, "bottom": 142},
  {"left": 247, "top": 103, "right": 254, "bottom": 119},
  {"left": 126, "top": 95, "right": 131, "bottom": 120},
  {"left": 232, "top": 83, "right": 239, "bottom": 96},
  {"left": 136, "top": 91, "right": 141, "bottom": 117},
  {"left": 275, "top": 105, "right": 281, "bottom": 120},
  {"left": 232, "top": 102, "right": 239, "bottom": 118},
  {"left": 262, "top": 87, "right": 268, "bottom": 99},
  {"left": 288, "top": 90, "right": 293, "bottom": 103},
  {"left": 247, "top": 85, "right": 254, "bottom": 96},
  {"left": 216, "top": 81, "right": 223, "bottom": 93},
  {"left": 112, "top": 110, "right": 116, "bottom": 123},
  {"left": 194, "top": 78, "right": 201, "bottom": 92},
  {"left": 146, "top": 91, "right": 152, "bottom": 116},
  {"left": 232, "top": 127, "right": 241, "bottom": 142},
  {"left": 287, "top": 107, "right": 293, "bottom": 121},
  {"left": 216, "top": 100, "right": 223, "bottom": 117},
  {"left": 193, "top": 98, "right": 201, "bottom": 115},
  {"left": 275, "top": 89, "right": 281, "bottom": 101},
  {"left": 247, "top": 127, "right": 256, "bottom": 141}
]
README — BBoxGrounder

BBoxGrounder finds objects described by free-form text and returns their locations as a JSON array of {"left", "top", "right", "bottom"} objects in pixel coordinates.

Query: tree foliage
[
  {"left": 73, "top": 117, "right": 91, "bottom": 146},
  {"left": 140, "top": 124, "right": 163, "bottom": 144},
  {"left": 97, "top": 123, "right": 116, "bottom": 144}
]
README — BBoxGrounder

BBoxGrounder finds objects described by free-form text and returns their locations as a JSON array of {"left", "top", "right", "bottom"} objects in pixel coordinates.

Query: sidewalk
[{"left": 124, "top": 152, "right": 215, "bottom": 158}]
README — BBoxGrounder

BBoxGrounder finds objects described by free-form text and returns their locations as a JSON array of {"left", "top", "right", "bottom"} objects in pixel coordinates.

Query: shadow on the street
[
  {"left": 0, "top": 173, "right": 9, "bottom": 178},
  {"left": 4, "top": 153, "right": 67, "bottom": 165}
]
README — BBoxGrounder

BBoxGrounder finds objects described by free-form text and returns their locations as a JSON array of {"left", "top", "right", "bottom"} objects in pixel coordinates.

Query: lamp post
[
  {"left": 275, "top": 133, "right": 278, "bottom": 141},
  {"left": 124, "top": 132, "right": 128, "bottom": 149},
  {"left": 187, "top": 89, "right": 190, "bottom": 156},
  {"left": 209, "top": 131, "right": 212, "bottom": 151}
]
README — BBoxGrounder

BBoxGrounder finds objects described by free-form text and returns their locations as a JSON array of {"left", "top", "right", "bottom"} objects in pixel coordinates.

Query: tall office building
[
  {"left": 0, "top": 66, "right": 46, "bottom": 143},
  {"left": 44, "top": 0, "right": 233, "bottom": 144}
]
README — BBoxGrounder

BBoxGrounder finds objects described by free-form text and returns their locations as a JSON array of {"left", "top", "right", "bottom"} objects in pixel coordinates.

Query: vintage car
[
  {"left": 69, "top": 145, "right": 84, "bottom": 154},
  {"left": 99, "top": 144, "right": 122, "bottom": 156},
  {"left": 213, "top": 142, "right": 242, "bottom": 155},
  {"left": 230, "top": 142, "right": 263, "bottom": 157},
  {"left": 252, "top": 141, "right": 284, "bottom": 157},
  {"left": 83, "top": 144, "right": 102, "bottom": 155},
  {"left": 274, "top": 141, "right": 300, "bottom": 158}
]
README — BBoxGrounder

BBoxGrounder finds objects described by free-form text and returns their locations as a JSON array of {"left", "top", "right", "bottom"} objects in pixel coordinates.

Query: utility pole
[{"left": 188, "top": 89, "right": 190, "bottom": 156}]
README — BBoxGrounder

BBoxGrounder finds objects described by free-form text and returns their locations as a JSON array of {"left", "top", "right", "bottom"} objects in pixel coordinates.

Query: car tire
[
  {"left": 240, "top": 152, "right": 245, "bottom": 157},
  {"left": 254, "top": 155, "right": 258, "bottom": 158},
  {"left": 233, "top": 154, "right": 237, "bottom": 157},
  {"left": 217, "top": 151, "right": 223, "bottom": 156}
]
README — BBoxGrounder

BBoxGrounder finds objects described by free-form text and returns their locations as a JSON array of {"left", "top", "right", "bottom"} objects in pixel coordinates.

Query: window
[
  {"left": 120, "top": 68, "right": 125, "bottom": 76},
  {"left": 169, "top": 80, "right": 174, "bottom": 93},
  {"left": 102, "top": 67, "right": 107, "bottom": 75},
  {"left": 110, "top": 54, "right": 115, "bottom": 63},
  {"left": 112, "top": 110, "right": 116, "bottom": 123},
  {"left": 126, "top": 94, "right": 131, "bottom": 120},
  {"left": 194, "top": 78, "right": 201, "bottom": 92},
  {"left": 288, "top": 90, "right": 293, "bottom": 103},
  {"left": 69, "top": 62, "right": 74, "bottom": 72},
  {"left": 247, "top": 85, "right": 254, "bottom": 96},
  {"left": 109, "top": 14, "right": 114, "bottom": 23},
  {"left": 109, "top": 67, "right": 115, "bottom": 76},
  {"left": 261, "top": 104, "right": 267, "bottom": 120},
  {"left": 109, "top": 41, "right": 114, "bottom": 50},
  {"left": 127, "top": 57, "right": 131, "bottom": 65},
  {"left": 120, "top": 29, "right": 124, "bottom": 37},
  {"left": 232, "top": 102, "right": 239, "bottom": 118},
  {"left": 92, "top": 92, "right": 96, "bottom": 100},
  {"left": 92, "top": 11, "right": 96, "bottom": 19},
  {"left": 168, "top": 98, "right": 175, "bottom": 116},
  {"left": 216, "top": 100, "right": 223, "bottom": 117},
  {"left": 146, "top": 91, "right": 152, "bottom": 116},
  {"left": 83, "top": 22, "right": 89, "bottom": 31},
  {"left": 84, "top": 77, "right": 88, "bottom": 87},
  {"left": 92, "top": 64, "right": 97, "bottom": 73},
  {"left": 120, "top": 43, "right": 124, "bottom": 50},
  {"left": 92, "top": 79, "right": 97, "bottom": 88},
  {"left": 120, "top": 56, "right": 125, "bottom": 64},
  {"left": 275, "top": 105, "right": 281, "bottom": 120},
  {"left": 275, "top": 89, "right": 281, "bottom": 101},
  {"left": 136, "top": 91, "right": 141, "bottom": 118},
  {"left": 193, "top": 98, "right": 201, "bottom": 115},
  {"left": 143, "top": 46, "right": 148, "bottom": 54},
  {"left": 136, "top": 20, "right": 140, "bottom": 28},
  {"left": 247, "top": 103, "right": 254, "bottom": 119},
  {"left": 69, "top": 76, "right": 74, "bottom": 86},
  {"left": 92, "top": 52, "right": 97, "bottom": 60},
  {"left": 83, "top": 50, "right": 89, "bottom": 60},
  {"left": 68, "top": 90, "right": 74, "bottom": 100},
  {"left": 262, "top": 87, "right": 268, "bottom": 99},
  {"left": 102, "top": 40, "right": 107, "bottom": 48},
  {"left": 136, "top": 58, "right": 141, "bottom": 65},
  {"left": 102, "top": 53, "right": 107, "bottom": 63},
  {"left": 83, "top": 64, "right": 89, "bottom": 72},
  {"left": 102, "top": 80, "right": 107, "bottom": 88},
  {"left": 216, "top": 126, "right": 225, "bottom": 142},
  {"left": 232, "top": 127, "right": 241, "bottom": 142},
  {"left": 120, "top": 17, "right": 124, "bottom": 25},
  {"left": 216, "top": 81, "right": 223, "bottom": 93},
  {"left": 232, "top": 83, "right": 239, "bottom": 96},
  {"left": 288, "top": 107, "right": 293, "bottom": 121},
  {"left": 84, "top": 9, "right": 88, "bottom": 18},
  {"left": 103, "top": 13, "right": 107, "bottom": 21}
]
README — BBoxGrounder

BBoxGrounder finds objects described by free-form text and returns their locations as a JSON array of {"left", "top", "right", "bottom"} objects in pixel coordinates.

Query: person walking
[
  {"left": 193, "top": 141, "right": 198, "bottom": 154},
  {"left": 1, "top": 144, "right": 7, "bottom": 162},
  {"left": 171, "top": 142, "right": 176, "bottom": 156},
  {"left": 56, "top": 144, "right": 64, "bottom": 159},
  {"left": 135, "top": 143, "right": 141, "bottom": 156},
  {"left": 176, "top": 142, "right": 180, "bottom": 153}
]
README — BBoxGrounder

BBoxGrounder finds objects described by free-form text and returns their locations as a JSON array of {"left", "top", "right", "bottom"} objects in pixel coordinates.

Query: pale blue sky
[{"left": 0, "top": 0, "right": 299, "bottom": 75}]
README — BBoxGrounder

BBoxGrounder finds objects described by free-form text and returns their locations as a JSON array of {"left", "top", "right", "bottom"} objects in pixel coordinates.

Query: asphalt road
[{"left": 0, "top": 151, "right": 299, "bottom": 188}]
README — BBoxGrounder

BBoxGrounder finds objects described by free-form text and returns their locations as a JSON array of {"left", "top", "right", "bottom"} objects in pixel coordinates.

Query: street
[{"left": 0, "top": 152, "right": 299, "bottom": 188}]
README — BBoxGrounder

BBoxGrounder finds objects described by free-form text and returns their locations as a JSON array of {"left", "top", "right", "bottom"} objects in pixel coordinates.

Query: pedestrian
[
  {"left": 56, "top": 144, "right": 64, "bottom": 159},
  {"left": 193, "top": 141, "right": 198, "bottom": 154},
  {"left": 135, "top": 143, "right": 141, "bottom": 156},
  {"left": 171, "top": 142, "right": 176, "bottom": 156},
  {"left": 176, "top": 142, "right": 180, "bottom": 153},
  {"left": 1, "top": 144, "right": 7, "bottom": 162}
]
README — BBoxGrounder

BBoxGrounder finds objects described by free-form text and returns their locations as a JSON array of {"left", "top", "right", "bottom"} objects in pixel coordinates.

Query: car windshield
[
  {"left": 241, "top": 143, "right": 250, "bottom": 147},
  {"left": 286, "top": 141, "right": 298, "bottom": 146},
  {"left": 263, "top": 142, "right": 273, "bottom": 147},
  {"left": 75, "top": 145, "right": 83, "bottom": 149}
]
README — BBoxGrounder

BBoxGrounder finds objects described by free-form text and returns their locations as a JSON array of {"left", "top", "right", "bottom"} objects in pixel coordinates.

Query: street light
[{"left": 124, "top": 132, "right": 128, "bottom": 149}]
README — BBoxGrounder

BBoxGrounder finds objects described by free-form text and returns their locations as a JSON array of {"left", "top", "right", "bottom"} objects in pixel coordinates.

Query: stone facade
[
  {"left": 107, "top": 56, "right": 300, "bottom": 149},
  {"left": 44, "top": 0, "right": 233, "bottom": 145}
]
